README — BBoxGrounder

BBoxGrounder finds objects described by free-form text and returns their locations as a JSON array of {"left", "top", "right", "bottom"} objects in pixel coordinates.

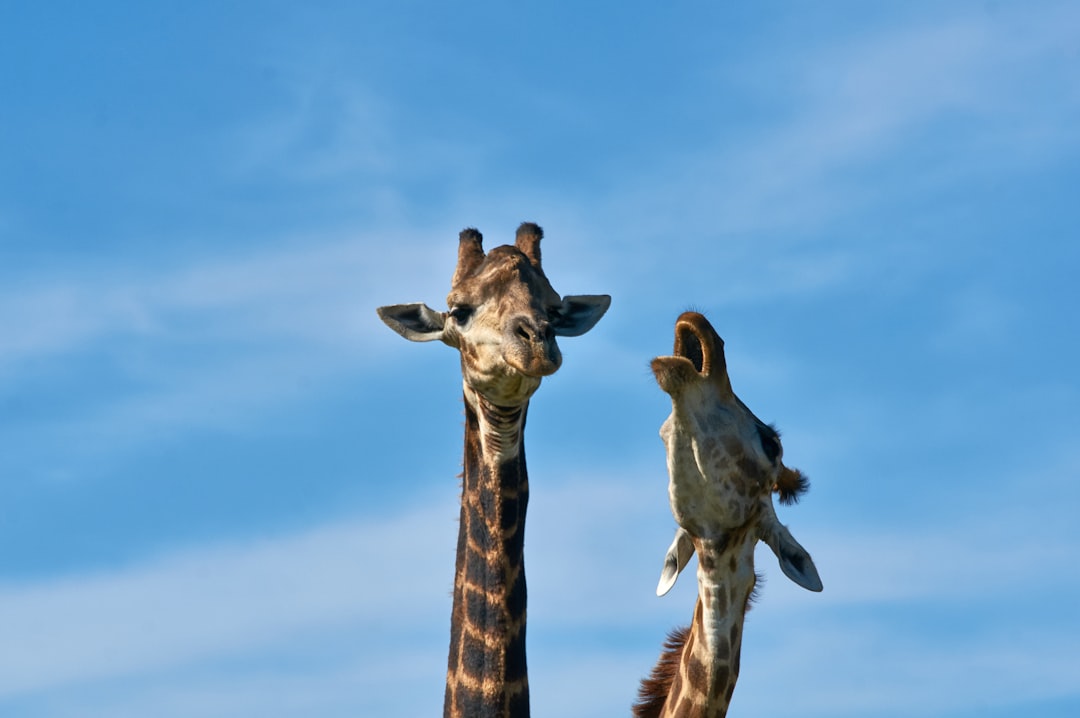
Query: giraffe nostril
[{"left": 515, "top": 323, "right": 533, "bottom": 341}]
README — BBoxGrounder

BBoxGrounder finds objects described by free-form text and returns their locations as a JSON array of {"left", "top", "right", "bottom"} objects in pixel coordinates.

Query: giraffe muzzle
[{"left": 505, "top": 317, "right": 562, "bottom": 376}]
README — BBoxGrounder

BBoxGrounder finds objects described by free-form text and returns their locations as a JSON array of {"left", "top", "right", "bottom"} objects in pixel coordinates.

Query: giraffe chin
[{"left": 503, "top": 348, "right": 562, "bottom": 379}]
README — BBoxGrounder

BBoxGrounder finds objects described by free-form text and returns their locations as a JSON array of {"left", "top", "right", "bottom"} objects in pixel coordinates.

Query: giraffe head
[
  {"left": 377, "top": 223, "right": 610, "bottom": 406},
  {"left": 651, "top": 311, "right": 822, "bottom": 596}
]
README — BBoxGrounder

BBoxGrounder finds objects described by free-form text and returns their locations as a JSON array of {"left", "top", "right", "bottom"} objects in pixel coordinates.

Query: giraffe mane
[
  {"left": 632, "top": 625, "right": 690, "bottom": 718},
  {"left": 774, "top": 466, "right": 810, "bottom": 505},
  {"left": 755, "top": 420, "right": 811, "bottom": 506}
]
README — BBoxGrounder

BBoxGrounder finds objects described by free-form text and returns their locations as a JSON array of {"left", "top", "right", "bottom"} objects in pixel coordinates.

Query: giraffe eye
[{"left": 448, "top": 305, "right": 474, "bottom": 324}]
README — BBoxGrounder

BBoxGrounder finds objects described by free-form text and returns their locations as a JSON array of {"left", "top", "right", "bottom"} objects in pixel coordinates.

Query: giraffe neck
[
  {"left": 444, "top": 386, "right": 530, "bottom": 718},
  {"left": 646, "top": 535, "right": 756, "bottom": 718}
]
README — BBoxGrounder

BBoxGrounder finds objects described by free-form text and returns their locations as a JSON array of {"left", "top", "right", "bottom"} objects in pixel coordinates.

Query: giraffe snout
[
  {"left": 509, "top": 316, "right": 555, "bottom": 344},
  {"left": 505, "top": 316, "right": 561, "bottom": 376}
]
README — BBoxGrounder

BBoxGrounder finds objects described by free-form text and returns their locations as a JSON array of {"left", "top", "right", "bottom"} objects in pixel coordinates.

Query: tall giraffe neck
[
  {"left": 637, "top": 535, "right": 757, "bottom": 718},
  {"left": 444, "top": 387, "right": 531, "bottom": 718}
]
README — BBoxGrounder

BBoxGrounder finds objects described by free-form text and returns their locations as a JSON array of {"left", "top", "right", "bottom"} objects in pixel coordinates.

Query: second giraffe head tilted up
[
  {"left": 378, "top": 223, "right": 610, "bottom": 718},
  {"left": 635, "top": 312, "right": 822, "bottom": 718}
]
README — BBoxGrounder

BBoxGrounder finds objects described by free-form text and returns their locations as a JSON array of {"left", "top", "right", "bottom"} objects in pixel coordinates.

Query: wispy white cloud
[
  {"left": 0, "top": 230, "right": 451, "bottom": 368},
  {"left": 2, "top": 648, "right": 447, "bottom": 718},
  {"left": 768, "top": 525, "right": 1072, "bottom": 608},
  {"left": 224, "top": 51, "right": 499, "bottom": 213},
  {"left": 0, "top": 471, "right": 699, "bottom": 708},
  {"left": 5, "top": 467, "right": 1074, "bottom": 715},
  {"left": 0, "top": 226, "right": 470, "bottom": 469},
  {"left": 587, "top": 1, "right": 1080, "bottom": 259},
  {"left": 0, "top": 500, "right": 456, "bottom": 701},
  {"left": 735, "top": 613, "right": 1080, "bottom": 717}
]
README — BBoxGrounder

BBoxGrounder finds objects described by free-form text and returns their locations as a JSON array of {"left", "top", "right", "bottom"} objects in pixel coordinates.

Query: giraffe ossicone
[
  {"left": 635, "top": 311, "right": 821, "bottom": 718},
  {"left": 377, "top": 223, "right": 610, "bottom": 718}
]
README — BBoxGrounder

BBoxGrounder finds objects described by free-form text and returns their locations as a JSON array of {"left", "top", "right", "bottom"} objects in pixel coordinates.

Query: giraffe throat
[{"left": 463, "top": 383, "right": 527, "bottom": 466}]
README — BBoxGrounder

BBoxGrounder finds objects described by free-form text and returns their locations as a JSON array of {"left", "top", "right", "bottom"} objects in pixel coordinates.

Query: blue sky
[{"left": 2, "top": 1, "right": 1079, "bottom": 716}]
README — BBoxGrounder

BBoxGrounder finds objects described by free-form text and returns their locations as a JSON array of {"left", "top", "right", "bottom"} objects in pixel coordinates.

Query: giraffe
[
  {"left": 377, "top": 223, "right": 610, "bottom": 718},
  {"left": 633, "top": 311, "right": 822, "bottom": 718}
]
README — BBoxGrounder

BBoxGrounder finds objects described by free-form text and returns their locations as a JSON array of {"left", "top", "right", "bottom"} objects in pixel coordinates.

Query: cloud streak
[
  {"left": 0, "top": 502, "right": 454, "bottom": 701},
  {"left": 590, "top": 1, "right": 1080, "bottom": 252},
  {"left": 0, "top": 231, "right": 447, "bottom": 370},
  {"left": 4, "top": 469, "right": 1075, "bottom": 714}
]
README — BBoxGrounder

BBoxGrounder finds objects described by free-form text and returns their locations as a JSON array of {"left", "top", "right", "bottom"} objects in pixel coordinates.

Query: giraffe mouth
[
  {"left": 503, "top": 343, "right": 562, "bottom": 378},
  {"left": 673, "top": 313, "right": 712, "bottom": 376},
  {"left": 651, "top": 312, "right": 728, "bottom": 395}
]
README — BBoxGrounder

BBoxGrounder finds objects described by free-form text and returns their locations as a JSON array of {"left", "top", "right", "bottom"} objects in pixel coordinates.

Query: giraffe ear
[
  {"left": 376, "top": 303, "right": 447, "bottom": 343},
  {"left": 656, "top": 528, "right": 695, "bottom": 597},
  {"left": 551, "top": 295, "right": 611, "bottom": 337},
  {"left": 760, "top": 520, "right": 823, "bottom": 592}
]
